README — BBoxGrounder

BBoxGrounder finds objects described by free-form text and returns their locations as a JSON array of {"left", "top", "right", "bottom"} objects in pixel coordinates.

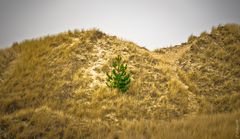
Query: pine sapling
[{"left": 106, "top": 55, "right": 131, "bottom": 93}]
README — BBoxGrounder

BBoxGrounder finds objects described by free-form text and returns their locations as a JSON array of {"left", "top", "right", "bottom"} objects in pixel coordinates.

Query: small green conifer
[{"left": 106, "top": 55, "right": 131, "bottom": 93}]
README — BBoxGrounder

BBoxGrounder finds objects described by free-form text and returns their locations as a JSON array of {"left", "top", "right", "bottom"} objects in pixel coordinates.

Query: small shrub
[{"left": 106, "top": 55, "right": 131, "bottom": 93}]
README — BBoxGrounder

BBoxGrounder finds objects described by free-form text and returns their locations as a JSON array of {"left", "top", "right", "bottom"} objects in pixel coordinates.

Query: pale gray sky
[{"left": 0, "top": 0, "right": 240, "bottom": 50}]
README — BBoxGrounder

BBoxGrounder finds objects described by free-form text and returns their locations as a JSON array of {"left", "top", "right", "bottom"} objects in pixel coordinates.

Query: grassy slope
[
  {"left": 0, "top": 24, "right": 240, "bottom": 138},
  {"left": 178, "top": 24, "right": 240, "bottom": 113}
]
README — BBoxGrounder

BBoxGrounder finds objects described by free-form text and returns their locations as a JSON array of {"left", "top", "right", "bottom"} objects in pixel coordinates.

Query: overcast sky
[{"left": 0, "top": 0, "right": 240, "bottom": 50}]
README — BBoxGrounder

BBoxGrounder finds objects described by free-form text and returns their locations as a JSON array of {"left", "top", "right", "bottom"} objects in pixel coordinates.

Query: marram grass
[{"left": 0, "top": 24, "right": 240, "bottom": 138}]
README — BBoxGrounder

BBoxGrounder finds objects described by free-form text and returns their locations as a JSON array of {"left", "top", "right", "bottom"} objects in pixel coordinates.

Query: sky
[{"left": 0, "top": 0, "right": 240, "bottom": 50}]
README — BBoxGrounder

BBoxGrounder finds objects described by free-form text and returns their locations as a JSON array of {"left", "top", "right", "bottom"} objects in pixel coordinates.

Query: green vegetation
[
  {"left": 0, "top": 24, "right": 240, "bottom": 138},
  {"left": 106, "top": 55, "right": 131, "bottom": 93}
]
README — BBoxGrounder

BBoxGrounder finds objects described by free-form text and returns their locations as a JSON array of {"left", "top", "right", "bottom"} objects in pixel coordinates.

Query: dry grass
[
  {"left": 0, "top": 24, "right": 240, "bottom": 138},
  {"left": 1, "top": 106, "right": 239, "bottom": 139},
  {"left": 107, "top": 111, "right": 240, "bottom": 139},
  {"left": 178, "top": 24, "right": 240, "bottom": 113}
]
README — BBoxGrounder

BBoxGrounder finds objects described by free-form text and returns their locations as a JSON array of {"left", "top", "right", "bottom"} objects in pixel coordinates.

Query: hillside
[
  {"left": 0, "top": 24, "right": 240, "bottom": 138},
  {"left": 178, "top": 24, "right": 240, "bottom": 113}
]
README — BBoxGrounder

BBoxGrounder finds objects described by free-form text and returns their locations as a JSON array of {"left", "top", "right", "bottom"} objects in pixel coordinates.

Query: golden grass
[
  {"left": 1, "top": 106, "right": 239, "bottom": 138},
  {"left": 0, "top": 24, "right": 240, "bottom": 138},
  {"left": 107, "top": 111, "right": 240, "bottom": 139}
]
